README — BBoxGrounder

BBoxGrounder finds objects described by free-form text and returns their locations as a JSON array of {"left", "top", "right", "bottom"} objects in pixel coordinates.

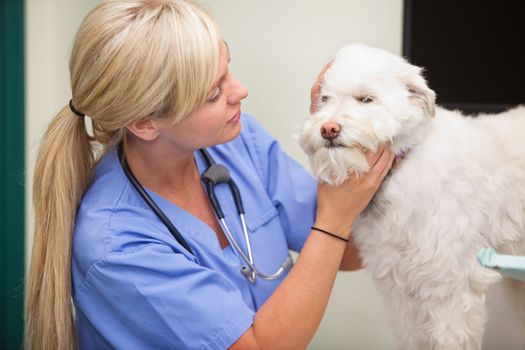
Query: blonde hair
[{"left": 25, "top": 1, "right": 220, "bottom": 349}]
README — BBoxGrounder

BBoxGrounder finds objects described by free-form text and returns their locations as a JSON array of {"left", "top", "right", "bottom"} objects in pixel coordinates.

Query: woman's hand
[
  {"left": 315, "top": 145, "right": 394, "bottom": 238},
  {"left": 310, "top": 61, "right": 332, "bottom": 114}
]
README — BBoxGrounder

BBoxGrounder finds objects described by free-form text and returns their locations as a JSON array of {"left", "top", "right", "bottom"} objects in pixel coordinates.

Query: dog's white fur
[{"left": 299, "top": 44, "right": 525, "bottom": 350}]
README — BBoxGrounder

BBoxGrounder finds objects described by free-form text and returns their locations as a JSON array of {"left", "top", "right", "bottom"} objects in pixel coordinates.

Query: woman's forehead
[{"left": 212, "top": 41, "right": 229, "bottom": 84}]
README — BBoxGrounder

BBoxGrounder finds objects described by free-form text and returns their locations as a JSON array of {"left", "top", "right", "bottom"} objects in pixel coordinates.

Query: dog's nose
[{"left": 320, "top": 122, "right": 341, "bottom": 140}]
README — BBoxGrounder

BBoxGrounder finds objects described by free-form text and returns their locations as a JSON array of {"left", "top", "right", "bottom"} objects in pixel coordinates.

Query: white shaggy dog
[{"left": 299, "top": 44, "right": 525, "bottom": 350}]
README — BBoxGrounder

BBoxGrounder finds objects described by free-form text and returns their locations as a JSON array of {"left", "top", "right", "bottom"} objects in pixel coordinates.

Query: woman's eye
[
  {"left": 320, "top": 95, "right": 329, "bottom": 103},
  {"left": 208, "top": 86, "right": 224, "bottom": 103},
  {"left": 357, "top": 95, "right": 374, "bottom": 103}
]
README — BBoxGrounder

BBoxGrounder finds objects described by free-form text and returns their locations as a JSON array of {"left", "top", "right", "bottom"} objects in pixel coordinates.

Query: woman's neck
[{"left": 124, "top": 137, "right": 201, "bottom": 200}]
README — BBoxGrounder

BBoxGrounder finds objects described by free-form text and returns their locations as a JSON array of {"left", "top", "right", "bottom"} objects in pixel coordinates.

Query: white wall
[{"left": 25, "top": 1, "right": 402, "bottom": 348}]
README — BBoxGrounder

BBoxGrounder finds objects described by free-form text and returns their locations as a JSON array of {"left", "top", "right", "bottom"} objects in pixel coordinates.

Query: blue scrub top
[{"left": 72, "top": 114, "right": 317, "bottom": 349}]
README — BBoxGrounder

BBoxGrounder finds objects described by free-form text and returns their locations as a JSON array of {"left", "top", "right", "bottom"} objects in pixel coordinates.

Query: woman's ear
[{"left": 126, "top": 116, "right": 161, "bottom": 141}]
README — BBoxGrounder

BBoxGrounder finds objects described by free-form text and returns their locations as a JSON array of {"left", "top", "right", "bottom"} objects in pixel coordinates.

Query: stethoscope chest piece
[{"left": 121, "top": 145, "right": 292, "bottom": 283}]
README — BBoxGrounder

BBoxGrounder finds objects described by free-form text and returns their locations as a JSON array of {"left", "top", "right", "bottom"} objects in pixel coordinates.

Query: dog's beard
[
  {"left": 310, "top": 147, "right": 369, "bottom": 185},
  {"left": 300, "top": 118, "right": 382, "bottom": 185}
]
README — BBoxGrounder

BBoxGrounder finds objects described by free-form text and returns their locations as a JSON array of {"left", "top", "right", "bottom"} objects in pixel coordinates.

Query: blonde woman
[{"left": 26, "top": 1, "right": 394, "bottom": 349}]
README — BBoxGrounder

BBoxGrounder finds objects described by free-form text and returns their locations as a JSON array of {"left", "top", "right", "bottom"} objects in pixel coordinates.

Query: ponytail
[{"left": 25, "top": 106, "right": 94, "bottom": 350}]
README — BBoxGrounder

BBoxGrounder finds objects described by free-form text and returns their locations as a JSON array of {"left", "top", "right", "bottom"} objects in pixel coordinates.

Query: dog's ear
[{"left": 402, "top": 68, "right": 436, "bottom": 118}]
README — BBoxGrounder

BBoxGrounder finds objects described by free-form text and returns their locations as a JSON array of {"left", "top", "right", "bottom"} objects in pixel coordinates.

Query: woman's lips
[{"left": 228, "top": 111, "right": 241, "bottom": 123}]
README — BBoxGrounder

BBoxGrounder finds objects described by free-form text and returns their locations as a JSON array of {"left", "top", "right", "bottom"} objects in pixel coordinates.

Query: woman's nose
[{"left": 228, "top": 79, "right": 249, "bottom": 104}]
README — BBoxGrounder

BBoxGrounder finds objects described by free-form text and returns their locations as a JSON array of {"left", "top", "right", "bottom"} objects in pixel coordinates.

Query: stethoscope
[{"left": 118, "top": 144, "right": 293, "bottom": 283}]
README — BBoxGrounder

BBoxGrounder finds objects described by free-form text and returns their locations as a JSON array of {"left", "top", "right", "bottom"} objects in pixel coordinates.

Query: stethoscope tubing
[
  {"left": 119, "top": 146, "right": 194, "bottom": 255},
  {"left": 239, "top": 214, "right": 256, "bottom": 281},
  {"left": 119, "top": 145, "right": 291, "bottom": 283}
]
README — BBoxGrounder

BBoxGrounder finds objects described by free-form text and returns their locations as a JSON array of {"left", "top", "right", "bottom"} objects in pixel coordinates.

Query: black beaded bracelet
[{"left": 311, "top": 226, "right": 349, "bottom": 243}]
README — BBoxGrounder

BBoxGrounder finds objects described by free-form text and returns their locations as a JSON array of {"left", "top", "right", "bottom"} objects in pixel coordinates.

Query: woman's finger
[
  {"left": 378, "top": 151, "right": 395, "bottom": 180},
  {"left": 310, "top": 61, "right": 333, "bottom": 114},
  {"left": 364, "top": 146, "right": 385, "bottom": 167},
  {"left": 371, "top": 148, "right": 394, "bottom": 181}
]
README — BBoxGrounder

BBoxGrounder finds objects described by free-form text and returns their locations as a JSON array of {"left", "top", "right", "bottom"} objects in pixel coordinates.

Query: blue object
[
  {"left": 477, "top": 248, "right": 525, "bottom": 282},
  {"left": 72, "top": 114, "right": 317, "bottom": 349}
]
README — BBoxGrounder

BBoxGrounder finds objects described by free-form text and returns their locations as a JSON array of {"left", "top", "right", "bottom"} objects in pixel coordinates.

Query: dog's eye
[
  {"left": 320, "top": 95, "right": 330, "bottom": 103},
  {"left": 357, "top": 95, "right": 374, "bottom": 104}
]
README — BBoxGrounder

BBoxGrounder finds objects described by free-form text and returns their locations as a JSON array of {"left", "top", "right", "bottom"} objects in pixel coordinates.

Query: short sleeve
[
  {"left": 241, "top": 116, "right": 317, "bottom": 252},
  {"left": 76, "top": 242, "right": 255, "bottom": 350}
]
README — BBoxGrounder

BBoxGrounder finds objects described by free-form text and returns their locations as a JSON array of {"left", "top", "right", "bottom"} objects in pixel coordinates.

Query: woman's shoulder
[
  {"left": 73, "top": 149, "right": 164, "bottom": 275},
  {"left": 77, "top": 148, "right": 145, "bottom": 226}
]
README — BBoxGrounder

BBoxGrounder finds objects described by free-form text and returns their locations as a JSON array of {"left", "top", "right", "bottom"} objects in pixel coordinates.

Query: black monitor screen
[{"left": 403, "top": 0, "right": 525, "bottom": 114}]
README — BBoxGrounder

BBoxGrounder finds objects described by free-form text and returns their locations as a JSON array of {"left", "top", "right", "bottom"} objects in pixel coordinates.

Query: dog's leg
[
  {"left": 371, "top": 272, "right": 428, "bottom": 350},
  {"left": 375, "top": 260, "right": 498, "bottom": 350},
  {"left": 414, "top": 262, "right": 501, "bottom": 350},
  {"left": 385, "top": 289, "right": 486, "bottom": 350},
  {"left": 421, "top": 294, "right": 487, "bottom": 350}
]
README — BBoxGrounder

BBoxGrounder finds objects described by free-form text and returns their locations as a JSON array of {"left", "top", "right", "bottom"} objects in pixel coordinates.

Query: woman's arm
[{"left": 231, "top": 146, "right": 394, "bottom": 349}]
